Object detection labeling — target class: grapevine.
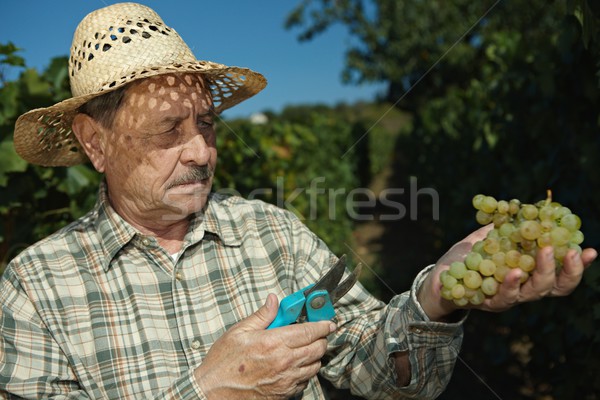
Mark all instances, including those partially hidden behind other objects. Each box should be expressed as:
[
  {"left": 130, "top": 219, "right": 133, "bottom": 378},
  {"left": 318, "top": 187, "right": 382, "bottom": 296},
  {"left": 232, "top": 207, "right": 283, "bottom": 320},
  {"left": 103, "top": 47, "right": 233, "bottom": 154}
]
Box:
[{"left": 441, "top": 190, "right": 585, "bottom": 306}]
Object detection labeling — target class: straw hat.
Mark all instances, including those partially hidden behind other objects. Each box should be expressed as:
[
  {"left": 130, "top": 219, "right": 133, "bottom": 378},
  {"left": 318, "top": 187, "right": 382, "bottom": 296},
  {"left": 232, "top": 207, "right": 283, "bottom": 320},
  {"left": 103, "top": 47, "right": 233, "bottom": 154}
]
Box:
[{"left": 13, "top": 2, "right": 267, "bottom": 166}]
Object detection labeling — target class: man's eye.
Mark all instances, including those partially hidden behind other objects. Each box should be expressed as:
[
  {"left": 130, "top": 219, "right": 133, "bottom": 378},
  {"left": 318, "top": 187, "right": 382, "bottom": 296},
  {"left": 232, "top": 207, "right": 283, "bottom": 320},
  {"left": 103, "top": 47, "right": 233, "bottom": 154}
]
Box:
[
  {"left": 159, "top": 124, "right": 177, "bottom": 135},
  {"left": 198, "top": 119, "right": 214, "bottom": 129}
]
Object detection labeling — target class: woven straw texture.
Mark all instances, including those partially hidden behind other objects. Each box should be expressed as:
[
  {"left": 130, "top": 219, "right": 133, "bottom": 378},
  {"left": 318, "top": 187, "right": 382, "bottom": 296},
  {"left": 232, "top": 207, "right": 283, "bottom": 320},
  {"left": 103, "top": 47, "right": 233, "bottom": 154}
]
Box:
[{"left": 13, "top": 2, "right": 267, "bottom": 166}]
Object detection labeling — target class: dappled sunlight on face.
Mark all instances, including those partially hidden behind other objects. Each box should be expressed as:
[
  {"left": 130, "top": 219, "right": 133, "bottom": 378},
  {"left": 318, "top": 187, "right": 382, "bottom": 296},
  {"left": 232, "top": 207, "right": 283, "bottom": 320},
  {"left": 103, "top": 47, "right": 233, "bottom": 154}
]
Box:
[{"left": 102, "top": 73, "right": 217, "bottom": 226}]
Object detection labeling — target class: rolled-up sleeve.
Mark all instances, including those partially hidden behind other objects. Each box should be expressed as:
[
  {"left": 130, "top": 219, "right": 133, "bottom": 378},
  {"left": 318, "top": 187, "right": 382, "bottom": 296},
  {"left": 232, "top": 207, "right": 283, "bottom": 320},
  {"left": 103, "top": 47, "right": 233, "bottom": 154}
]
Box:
[{"left": 322, "top": 263, "right": 466, "bottom": 399}]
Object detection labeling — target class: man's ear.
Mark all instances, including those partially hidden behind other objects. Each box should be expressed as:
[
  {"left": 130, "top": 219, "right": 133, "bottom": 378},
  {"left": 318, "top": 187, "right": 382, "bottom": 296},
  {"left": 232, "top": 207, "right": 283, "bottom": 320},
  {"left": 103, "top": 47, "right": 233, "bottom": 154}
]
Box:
[{"left": 72, "top": 113, "right": 106, "bottom": 173}]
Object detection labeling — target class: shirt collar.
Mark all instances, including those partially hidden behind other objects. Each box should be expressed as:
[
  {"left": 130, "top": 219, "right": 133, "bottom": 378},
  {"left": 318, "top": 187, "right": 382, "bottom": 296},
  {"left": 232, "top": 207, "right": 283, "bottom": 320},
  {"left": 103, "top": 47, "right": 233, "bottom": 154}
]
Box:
[
  {"left": 93, "top": 183, "right": 242, "bottom": 272},
  {"left": 93, "top": 182, "right": 137, "bottom": 272},
  {"left": 187, "top": 192, "right": 243, "bottom": 247}
]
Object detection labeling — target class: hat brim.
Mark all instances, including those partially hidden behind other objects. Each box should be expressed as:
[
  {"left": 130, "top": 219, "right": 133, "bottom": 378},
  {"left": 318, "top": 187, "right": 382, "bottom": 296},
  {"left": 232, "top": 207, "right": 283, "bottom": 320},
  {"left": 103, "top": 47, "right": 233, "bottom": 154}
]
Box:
[{"left": 14, "top": 60, "right": 267, "bottom": 167}]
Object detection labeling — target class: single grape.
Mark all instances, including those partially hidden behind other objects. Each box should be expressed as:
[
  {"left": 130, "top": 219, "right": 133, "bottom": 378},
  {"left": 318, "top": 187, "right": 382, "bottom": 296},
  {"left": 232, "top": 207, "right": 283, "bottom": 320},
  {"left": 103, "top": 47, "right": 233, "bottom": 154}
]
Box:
[
  {"left": 472, "top": 240, "right": 485, "bottom": 255},
  {"left": 554, "top": 245, "right": 569, "bottom": 262},
  {"left": 469, "top": 289, "right": 486, "bottom": 305},
  {"left": 476, "top": 210, "right": 493, "bottom": 225},
  {"left": 537, "top": 232, "right": 552, "bottom": 248},
  {"left": 487, "top": 229, "right": 500, "bottom": 240},
  {"left": 497, "top": 200, "right": 510, "bottom": 214},
  {"left": 451, "top": 284, "right": 466, "bottom": 299},
  {"left": 440, "top": 271, "right": 457, "bottom": 289},
  {"left": 483, "top": 237, "right": 500, "bottom": 255},
  {"left": 559, "top": 213, "right": 581, "bottom": 232},
  {"left": 571, "top": 230, "right": 584, "bottom": 245},
  {"left": 509, "top": 229, "right": 523, "bottom": 244},
  {"left": 499, "top": 237, "right": 515, "bottom": 252},
  {"left": 538, "top": 205, "right": 554, "bottom": 221},
  {"left": 508, "top": 199, "right": 521, "bottom": 215},
  {"left": 472, "top": 194, "right": 485, "bottom": 210},
  {"left": 479, "top": 259, "right": 496, "bottom": 276},
  {"left": 498, "top": 223, "right": 516, "bottom": 237},
  {"left": 521, "top": 204, "right": 539, "bottom": 220},
  {"left": 481, "top": 277, "right": 499, "bottom": 296},
  {"left": 540, "top": 220, "right": 555, "bottom": 232},
  {"left": 465, "top": 251, "right": 483, "bottom": 270},
  {"left": 453, "top": 297, "right": 469, "bottom": 307},
  {"left": 480, "top": 196, "right": 498, "bottom": 214},
  {"left": 520, "top": 220, "right": 542, "bottom": 241},
  {"left": 518, "top": 254, "right": 536, "bottom": 272},
  {"left": 449, "top": 261, "right": 467, "bottom": 279},
  {"left": 520, "top": 239, "right": 537, "bottom": 252},
  {"left": 463, "top": 270, "right": 483, "bottom": 289},
  {"left": 505, "top": 249, "right": 521, "bottom": 268},
  {"left": 441, "top": 287, "right": 454, "bottom": 300},
  {"left": 550, "top": 227, "right": 571, "bottom": 246},
  {"left": 553, "top": 206, "right": 571, "bottom": 221},
  {"left": 494, "top": 265, "right": 510, "bottom": 282},
  {"left": 491, "top": 251, "right": 506, "bottom": 267},
  {"left": 493, "top": 213, "right": 510, "bottom": 227},
  {"left": 569, "top": 243, "right": 583, "bottom": 255}
]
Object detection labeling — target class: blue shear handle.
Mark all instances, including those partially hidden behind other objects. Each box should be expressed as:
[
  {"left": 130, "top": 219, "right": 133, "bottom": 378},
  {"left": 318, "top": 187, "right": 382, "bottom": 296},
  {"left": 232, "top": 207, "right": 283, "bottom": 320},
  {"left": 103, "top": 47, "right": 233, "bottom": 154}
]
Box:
[{"left": 267, "top": 284, "right": 314, "bottom": 329}]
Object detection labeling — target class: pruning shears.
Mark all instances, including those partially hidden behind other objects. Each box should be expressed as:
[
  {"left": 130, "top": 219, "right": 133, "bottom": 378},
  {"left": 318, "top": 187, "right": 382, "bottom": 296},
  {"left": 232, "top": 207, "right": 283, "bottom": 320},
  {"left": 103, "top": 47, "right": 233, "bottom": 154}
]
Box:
[{"left": 267, "top": 254, "right": 362, "bottom": 329}]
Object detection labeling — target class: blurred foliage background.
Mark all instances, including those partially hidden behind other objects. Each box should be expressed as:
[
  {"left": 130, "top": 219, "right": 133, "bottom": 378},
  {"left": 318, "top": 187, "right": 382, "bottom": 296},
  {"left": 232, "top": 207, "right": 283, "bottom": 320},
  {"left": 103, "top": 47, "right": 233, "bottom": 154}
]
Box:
[{"left": 1, "top": 0, "right": 599, "bottom": 399}]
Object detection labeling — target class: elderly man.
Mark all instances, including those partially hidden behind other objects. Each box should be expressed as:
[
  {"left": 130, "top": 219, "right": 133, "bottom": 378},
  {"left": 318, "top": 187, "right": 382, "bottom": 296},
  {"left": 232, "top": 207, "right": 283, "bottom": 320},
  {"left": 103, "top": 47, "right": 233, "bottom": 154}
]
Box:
[{"left": 1, "top": 3, "right": 596, "bottom": 400}]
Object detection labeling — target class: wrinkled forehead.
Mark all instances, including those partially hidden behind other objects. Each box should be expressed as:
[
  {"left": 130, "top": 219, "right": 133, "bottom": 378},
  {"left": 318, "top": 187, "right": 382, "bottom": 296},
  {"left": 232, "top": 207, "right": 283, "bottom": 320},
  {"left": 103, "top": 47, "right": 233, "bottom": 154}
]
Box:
[
  {"left": 133, "top": 73, "right": 208, "bottom": 95},
  {"left": 123, "top": 73, "right": 213, "bottom": 113}
]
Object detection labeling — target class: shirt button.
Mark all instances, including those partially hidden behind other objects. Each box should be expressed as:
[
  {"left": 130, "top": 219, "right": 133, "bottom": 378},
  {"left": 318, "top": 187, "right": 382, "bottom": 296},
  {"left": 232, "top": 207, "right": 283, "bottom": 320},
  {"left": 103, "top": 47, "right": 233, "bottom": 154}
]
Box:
[
  {"left": 175, "top": 272, "right": 183, "bottom": 281},
  {"left": 141, "top": 237, "right": 151, "bottom": 246},
  {"left": 191, "top": 340, "right": 201, "bottom": 350}
]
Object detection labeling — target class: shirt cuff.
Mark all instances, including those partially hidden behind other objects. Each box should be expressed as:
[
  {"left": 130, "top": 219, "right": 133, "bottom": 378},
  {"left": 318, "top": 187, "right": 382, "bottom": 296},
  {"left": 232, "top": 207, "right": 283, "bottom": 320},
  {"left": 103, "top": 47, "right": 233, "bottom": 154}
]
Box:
[
  {"left": 386, "top": 264, "right": 468, "bottom": 351},
  {"left": 384, "top": 265, "right": 468, "bottom": 396},
  {"left": 152, "top": 369, "right": 207, "bottom": 400}
]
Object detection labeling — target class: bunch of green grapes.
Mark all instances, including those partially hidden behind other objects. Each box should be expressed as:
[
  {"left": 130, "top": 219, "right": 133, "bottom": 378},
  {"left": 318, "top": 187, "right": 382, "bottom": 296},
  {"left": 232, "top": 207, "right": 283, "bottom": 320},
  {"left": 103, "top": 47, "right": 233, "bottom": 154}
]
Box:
[{"left": 440, "top": 191, "right": 585, "bottom": 306}]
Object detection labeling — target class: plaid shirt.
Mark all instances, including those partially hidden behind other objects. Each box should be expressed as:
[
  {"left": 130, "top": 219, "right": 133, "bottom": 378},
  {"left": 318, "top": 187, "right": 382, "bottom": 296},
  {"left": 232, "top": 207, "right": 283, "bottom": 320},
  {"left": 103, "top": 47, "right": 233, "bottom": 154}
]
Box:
[{"left": 0, "top": 184, "right": 464, "bottom": 399}]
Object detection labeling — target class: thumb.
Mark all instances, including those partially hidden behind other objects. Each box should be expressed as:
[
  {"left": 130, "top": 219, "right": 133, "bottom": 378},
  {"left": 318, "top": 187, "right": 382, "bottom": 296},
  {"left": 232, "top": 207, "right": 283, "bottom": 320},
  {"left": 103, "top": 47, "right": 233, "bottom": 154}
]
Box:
[{"left": 238, "top": 293, "right": 279, "bottom": 331}]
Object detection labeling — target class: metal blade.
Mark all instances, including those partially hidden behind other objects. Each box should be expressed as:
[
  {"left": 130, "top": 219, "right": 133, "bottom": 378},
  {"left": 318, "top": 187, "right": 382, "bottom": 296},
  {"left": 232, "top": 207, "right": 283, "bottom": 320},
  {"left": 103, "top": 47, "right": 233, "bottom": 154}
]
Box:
[
  {"left": 304, "top": 254, "right": 347, "bottom": 297},
  {"left": 329, "top": 262, "right": 362, "bottom": 304}
]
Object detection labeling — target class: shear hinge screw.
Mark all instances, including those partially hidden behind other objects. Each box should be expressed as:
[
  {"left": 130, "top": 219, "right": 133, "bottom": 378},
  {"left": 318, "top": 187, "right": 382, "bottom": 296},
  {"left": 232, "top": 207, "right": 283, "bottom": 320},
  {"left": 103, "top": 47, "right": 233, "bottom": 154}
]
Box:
[{"left": 310, "top": 296, "right": 326, "bottom": 310}]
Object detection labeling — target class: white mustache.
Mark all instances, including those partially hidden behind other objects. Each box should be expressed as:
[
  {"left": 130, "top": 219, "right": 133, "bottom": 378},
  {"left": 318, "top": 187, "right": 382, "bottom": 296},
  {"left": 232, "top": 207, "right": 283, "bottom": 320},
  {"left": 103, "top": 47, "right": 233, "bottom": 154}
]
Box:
[{"left": 167, "top": 165, "right": 214, "bottom": 189}]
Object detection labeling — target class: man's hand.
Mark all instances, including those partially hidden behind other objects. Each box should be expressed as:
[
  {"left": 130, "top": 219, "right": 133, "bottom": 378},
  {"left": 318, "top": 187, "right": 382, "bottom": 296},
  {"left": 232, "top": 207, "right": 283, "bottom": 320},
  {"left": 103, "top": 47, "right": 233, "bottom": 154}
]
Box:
[
  {"left": 419, "top": 225, "right": 598, "bottom": 320},
  {"left": 194, "top": 294, "right": 335, "bottom": 399}
]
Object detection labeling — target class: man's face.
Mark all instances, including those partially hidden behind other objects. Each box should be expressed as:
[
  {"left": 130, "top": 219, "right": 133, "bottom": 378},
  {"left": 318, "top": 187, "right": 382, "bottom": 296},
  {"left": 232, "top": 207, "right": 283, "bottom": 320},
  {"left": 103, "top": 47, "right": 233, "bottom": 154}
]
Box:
[{"left": 102, "top": 73, "right": 217, "bottom": 222}]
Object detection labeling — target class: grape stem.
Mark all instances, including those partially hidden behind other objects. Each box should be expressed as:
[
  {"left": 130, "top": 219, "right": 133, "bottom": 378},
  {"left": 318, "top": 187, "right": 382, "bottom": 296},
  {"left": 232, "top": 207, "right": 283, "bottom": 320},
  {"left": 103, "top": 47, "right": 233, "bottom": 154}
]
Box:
[{"left": 546, "top": 189, "right": 552, "bottom": 206}]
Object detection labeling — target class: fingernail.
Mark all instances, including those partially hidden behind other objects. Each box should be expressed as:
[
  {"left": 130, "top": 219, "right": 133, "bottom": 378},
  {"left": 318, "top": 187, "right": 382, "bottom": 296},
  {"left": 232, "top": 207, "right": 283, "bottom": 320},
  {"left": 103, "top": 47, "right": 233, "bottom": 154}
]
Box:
[
  {"left": 513, "top": 270, "right": 522, "bottom": 284},
  {"left": 265, "top": 295, "right": 274, "bottom": 310},
  {"left": 329, "top": 322, "right": 337, "bottom": 333}
]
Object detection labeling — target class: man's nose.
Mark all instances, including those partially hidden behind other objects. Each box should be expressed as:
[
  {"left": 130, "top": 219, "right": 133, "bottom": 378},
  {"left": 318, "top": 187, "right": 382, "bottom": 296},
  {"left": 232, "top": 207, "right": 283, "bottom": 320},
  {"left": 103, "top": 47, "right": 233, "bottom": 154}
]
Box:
[{"left": 180, "top": 128, "right": 213, "bottom": 166}]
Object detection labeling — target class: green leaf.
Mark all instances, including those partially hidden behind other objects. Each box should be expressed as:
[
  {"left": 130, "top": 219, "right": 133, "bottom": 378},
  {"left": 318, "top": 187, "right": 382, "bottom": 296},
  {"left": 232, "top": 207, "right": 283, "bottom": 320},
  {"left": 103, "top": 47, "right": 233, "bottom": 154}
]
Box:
[
  {"left": 0, "top": 82, "right": 19, "bottom": 125},
  {"left": 0, "top": 140, "right": 27, "bottom": 186},
  {"left": 0, "top": 42, "right": 25, "bottom": 67},
  {"left": 57, "top": 165, "right": 100, "bottom": 195},
  {"left": 22, "top": 68, "right": 51, "bottom": 96}
]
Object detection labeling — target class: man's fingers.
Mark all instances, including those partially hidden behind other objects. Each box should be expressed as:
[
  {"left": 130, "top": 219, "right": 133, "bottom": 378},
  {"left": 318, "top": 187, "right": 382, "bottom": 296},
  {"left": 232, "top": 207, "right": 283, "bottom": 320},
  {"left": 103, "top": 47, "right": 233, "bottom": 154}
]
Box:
[
  {"left": 481, "top": 246, "right": 597, "bottom": 311},
  {"left": 581, "top": 247, "right": 598, "bottom": 266},
  {"left": 292, "top": 337, "right": 329, "bottom": 367},
  {"left": 551, "top": 249, "right": 589, "bottom": 296},
  {"left": 518, "top": 246, "right": 556, "bottom": 299},
  {"left": 297, "top": 359, "right": 323, "bottom": 382},
  {"left": 282, "top": 321, "right": 336, "bottom": 349},
  {"left": 483, "top": 268, "right": 522, "bottom": 311}
]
